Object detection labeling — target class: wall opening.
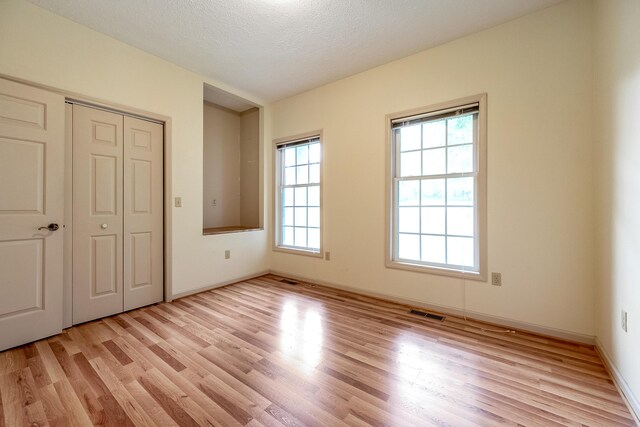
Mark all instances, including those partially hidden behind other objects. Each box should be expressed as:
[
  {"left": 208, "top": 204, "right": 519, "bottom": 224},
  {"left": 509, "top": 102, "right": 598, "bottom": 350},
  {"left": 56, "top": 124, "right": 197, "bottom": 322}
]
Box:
[{"left": 202, "top": 83, "right": 261, "bottom": 234}]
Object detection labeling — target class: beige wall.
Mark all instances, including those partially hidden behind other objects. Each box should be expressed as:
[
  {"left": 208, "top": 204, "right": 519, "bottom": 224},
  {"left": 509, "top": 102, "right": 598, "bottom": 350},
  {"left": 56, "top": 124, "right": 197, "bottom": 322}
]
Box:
[
  {"left": 271, "top": 0, "right": 595, "bottom": 336},
  {"left": 594, "top": 0, "right": 640, "bottom": 412},
  {"left": 240, "top": 108, "right": 260, "bottom": 228},
  {"left": 0, "top": 0, "right": 270, "bottom": 296},
  {"left": 203, "top": 103, "right": 241, "bottom": 228}
]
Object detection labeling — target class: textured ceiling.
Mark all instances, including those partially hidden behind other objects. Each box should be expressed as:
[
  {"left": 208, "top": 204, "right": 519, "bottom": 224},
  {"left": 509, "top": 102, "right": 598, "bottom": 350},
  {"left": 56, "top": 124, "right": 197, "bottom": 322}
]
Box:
[{"left": 28, "top": 0, "right": 563, "bottom": 102}]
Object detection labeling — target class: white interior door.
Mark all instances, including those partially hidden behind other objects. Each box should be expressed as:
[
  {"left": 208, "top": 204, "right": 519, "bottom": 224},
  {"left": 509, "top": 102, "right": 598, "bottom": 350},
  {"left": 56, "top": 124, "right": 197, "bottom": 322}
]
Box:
[
  {"left": 72, "top": 105, "right": 124, "bottom": 324},
  {"left": 0, "top": 78, "right": 64, "bottom": 351},
  {"left": 123, "top": 116, "right": 164, "bottom": 310}
]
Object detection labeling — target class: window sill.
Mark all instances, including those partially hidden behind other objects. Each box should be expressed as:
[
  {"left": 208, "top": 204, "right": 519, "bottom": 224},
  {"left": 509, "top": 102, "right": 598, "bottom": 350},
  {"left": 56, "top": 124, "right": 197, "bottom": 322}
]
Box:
[
  {"left": 386, "top": 259, "right": 486, "bottom": 282},
  {"left": 273, "top": 246, "right": 323, "bottom": 258},
  {"left": 203, "top": 226, "right": 263, "bottom": 236}
]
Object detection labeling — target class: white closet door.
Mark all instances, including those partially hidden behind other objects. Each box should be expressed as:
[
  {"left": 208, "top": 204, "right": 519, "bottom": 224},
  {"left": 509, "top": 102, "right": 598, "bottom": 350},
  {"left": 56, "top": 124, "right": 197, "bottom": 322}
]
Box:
[
  {"left": 0, "top": 78, "right": 64, "bottom": 351},
  {"left": 123, "top": 116, "right": 164, "bottom": 310},
  {"left": 72, "top": 105, "right": 124, "bottom": 324}
]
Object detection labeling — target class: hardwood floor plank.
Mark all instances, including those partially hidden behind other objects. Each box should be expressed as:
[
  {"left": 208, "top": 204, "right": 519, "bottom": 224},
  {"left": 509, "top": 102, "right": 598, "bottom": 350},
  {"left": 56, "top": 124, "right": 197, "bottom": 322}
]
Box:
[
  {"left": 52, "top": 379, "right": 94, "bottom": 427},
  {"left": 89, "top": 356, "right": 157, "bottom": 427},
  {"left": 38, "top": 383, "right": 70, "bottom": 426},
  {"left": 198, "top": 381, "right": 254, "bottom": 425},
  {"left": 102, "top": 339, "right": 134, "bottom": 366},
  {"left": 264, "top": 403, "right": 305, "bottom": 427},
  {"left": 0, "top": 274, "right": 636, "bottom": 426},
  {"left": 138, "top": 373, "right": 200, "bottom": 427},
  {"left": 123, "top": 379, "right": 179, "bottom": 427},
  {"left": 0, "top": 371, "right": 27, "bottom": 426},
  {"left": 24, "top": 400, "right": 49, "bottom": 427}
]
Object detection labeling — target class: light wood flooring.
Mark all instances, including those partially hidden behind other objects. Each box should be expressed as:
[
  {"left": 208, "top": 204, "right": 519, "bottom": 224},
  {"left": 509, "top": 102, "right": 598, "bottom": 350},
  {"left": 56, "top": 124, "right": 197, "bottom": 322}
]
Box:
[{"left": 0, "top": 274, "right": 636, "bottom": 426}]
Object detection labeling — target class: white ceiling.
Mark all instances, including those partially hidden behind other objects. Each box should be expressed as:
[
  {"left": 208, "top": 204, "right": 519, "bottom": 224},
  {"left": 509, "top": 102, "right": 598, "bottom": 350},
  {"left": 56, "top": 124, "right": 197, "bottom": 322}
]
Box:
[{"left": 28, "top": 0, "right": 563, "bottom": 103}]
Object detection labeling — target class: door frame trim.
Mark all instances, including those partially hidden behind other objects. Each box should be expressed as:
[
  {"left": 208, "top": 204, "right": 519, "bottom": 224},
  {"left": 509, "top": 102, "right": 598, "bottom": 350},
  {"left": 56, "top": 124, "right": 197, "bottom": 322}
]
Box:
[{"left": 0, "top": 73, "right": 174, "bottom": 328}]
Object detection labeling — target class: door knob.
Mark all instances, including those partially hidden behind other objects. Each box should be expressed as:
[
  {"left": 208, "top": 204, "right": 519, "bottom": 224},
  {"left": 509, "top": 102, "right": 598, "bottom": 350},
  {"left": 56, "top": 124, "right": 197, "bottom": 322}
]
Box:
[
  {"left": 101, "top": 223, "right": 108, "bottom": 229},
  {"left": 38, "top": 223, "right": 59, "bottom": 231}
]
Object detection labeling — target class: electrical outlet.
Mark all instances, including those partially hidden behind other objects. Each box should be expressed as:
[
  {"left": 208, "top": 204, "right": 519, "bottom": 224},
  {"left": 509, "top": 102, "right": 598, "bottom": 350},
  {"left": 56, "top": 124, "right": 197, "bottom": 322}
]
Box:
[
  {"left": 174, "top": 197, "right": 182, "bottom": 208},
  {"left": 491, "top": 272, "right": 502, "bottom": 286},
  {"left": 224, "top": 250, "right": 231, "bottom": 259},
  {"left": 621, "top": 310, "right": 628, "bottom": 332},
  {"left": 325, "top": 251, "right": 331, "bottom": 261}
]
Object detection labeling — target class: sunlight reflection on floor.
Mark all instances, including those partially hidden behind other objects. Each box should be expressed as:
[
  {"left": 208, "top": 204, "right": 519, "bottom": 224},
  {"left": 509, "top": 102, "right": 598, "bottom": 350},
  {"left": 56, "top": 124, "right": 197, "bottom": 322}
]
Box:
[{"left": 279, "top": 300, "right": 323, "bottom": 373}]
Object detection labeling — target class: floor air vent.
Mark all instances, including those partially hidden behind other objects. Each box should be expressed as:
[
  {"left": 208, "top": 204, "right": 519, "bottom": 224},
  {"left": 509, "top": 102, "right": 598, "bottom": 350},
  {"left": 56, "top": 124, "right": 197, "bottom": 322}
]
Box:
[
  {"left": 280, "top": 278, "right": 299, "bottom": 285},
  {"left": 409, "top": 309, "right": 445, "bottom": 322}
]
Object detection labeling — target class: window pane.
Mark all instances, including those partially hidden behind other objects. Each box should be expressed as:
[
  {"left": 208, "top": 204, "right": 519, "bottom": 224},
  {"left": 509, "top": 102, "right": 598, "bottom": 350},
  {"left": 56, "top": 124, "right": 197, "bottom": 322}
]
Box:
[
  {"left": 297, "top": 145, "right": 309, "bottom": 164},
  {"left": 398, "top": 233, "right": 420, "bottom": 261},
  {"left": 294, "top": 187, "right": 307, "bottom": 206},
  {"left": 423, "top": 119, "right": 446, "bottom": 148},
  {"left": 447, "top": 237, "right": 474, "bottom": 267},
  {"left": 295, "top": 227, "right": 307, "bottom": 247},
  {"left": 294, "top": 207, "right": 307, "bottom": 226},
  {"left": 398, "top": 207, "right": 420, "bottom": 233},
  {"left": 447, "top": 144, "right": 473, "bottom": 173},
  {"left": 296, "top": 165, "right": 309, "bottom": 184},
  {"left": 283, "top": 226, "right": 294, "bottom": 246},
  {"left": 283, "top": 188, "right": 294, "bottom": 206},
  {"left": 400, "top": 151, "right": 421, "bottom": 177},
  {"left": 398, "top": 180, "right": 419, "bottom": 206},
  {"left": 421, "top": 179, "right": 445, "bottom": 205},
  {"left": 422, "top": 148, "right": 446, "bottom": 175},
  {"left": 309, "top": 143, "right": 321, "bottom": 163},
  {"left": 285, "top": 167, "right": 296, "bottom": 185},
  {"left": 284, "top": 148, "right": 296, "bottom": 167},
  {"left": 400, "top": 125, "right": 421, "bottom": 152},
  {"left": 283, "top": 207, "right": 294, "bottom": 226},
  {"left": 422, "top": 235, "right": 445, "bottom": 264},
  {"left": 308, "top": 228, "right": 320, "bottom": 249},
  {"left": 447, "top": 115, "right": 473, "bottom": 146},
  {"left": 447, "top": 177, "right": 474, "bottom": 205},
  {"left": 447, "top": 207, "right": 474, "bottom": 237},
  {"left": 308, "top": 186, "right": 320, "bottom": 206},
  {"left": 308, "top": 207, "right": 320, "bottom": 227},
  {"left": 309, "top": 164, "right": 320, "bottom": 183},
  {"left": 421, "top": 207, "right": 445, "bottom": 234}
]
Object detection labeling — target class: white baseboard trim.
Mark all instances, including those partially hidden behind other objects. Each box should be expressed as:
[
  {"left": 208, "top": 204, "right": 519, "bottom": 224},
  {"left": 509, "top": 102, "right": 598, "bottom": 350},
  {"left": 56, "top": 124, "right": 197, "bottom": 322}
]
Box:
[
  {"left": 169, "top": 270, "right": 270, "bottom": 301},
  {"left": 268, "top": 269, "right": 595, "bottom": 345},
  {"left": 595, "top": 337, "right": 640, "bottom": 425}
]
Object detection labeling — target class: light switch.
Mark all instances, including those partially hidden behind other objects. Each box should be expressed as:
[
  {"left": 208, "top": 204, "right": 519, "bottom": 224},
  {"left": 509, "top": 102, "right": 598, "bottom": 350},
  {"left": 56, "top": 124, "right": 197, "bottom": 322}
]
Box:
[{"left": 175, "top": 197, "right": 182, "bottom": 208}]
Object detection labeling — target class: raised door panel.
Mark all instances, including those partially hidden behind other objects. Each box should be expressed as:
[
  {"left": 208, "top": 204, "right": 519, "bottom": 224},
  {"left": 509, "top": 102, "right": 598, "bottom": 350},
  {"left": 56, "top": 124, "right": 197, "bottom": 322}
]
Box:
[
  {"left": 91, "top": 235, "right": 118, "bottom": 296},
  {"left": 124, "top": 117, "right": 163, "bottom": 311},
  {"left": 0, "top": 239, "right": 43, "bottom": 317},
  {"left": 0, "top": 137, "right": 44, "bottom": 214},
  {"left": 0, "top": 78, "right": 64, "bottom": 351},
  {"left": 92, "top": 155, "right": 118, "bottom": 215},
  {"left": 73, "top": 105, "right": 124, "bottom": 324},
  {"left": 131, "top": 232, "right": 152, "bottom": 288},
  {"left": 131, "top": 159, "right": 151, "bottom": 214}
]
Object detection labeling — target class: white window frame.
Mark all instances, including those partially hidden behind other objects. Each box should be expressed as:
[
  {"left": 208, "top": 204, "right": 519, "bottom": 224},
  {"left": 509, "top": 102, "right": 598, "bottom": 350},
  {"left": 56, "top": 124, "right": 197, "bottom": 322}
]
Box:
[
  {"left": 273, "top": 131, "right": 323, "bottom": 257},
  {"left": 385, "top": 94, "right": 487, "bottom": 281}
]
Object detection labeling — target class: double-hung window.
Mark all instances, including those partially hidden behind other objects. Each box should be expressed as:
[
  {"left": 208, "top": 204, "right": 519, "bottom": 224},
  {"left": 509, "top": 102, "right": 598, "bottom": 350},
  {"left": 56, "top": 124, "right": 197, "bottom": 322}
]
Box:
[
  {"left": 388, "top": 95, "right": 487, "bottom": 279},
  {"left": 274, "top": 134, "right": 322, "bottom": 255}
]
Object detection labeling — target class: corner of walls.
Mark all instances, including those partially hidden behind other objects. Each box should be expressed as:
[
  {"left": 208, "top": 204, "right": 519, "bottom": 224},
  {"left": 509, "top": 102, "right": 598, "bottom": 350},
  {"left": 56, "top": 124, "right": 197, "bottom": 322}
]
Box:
[
  {"left": 593, "top": 0, "right": 640, "bottom": 420},
  {"left": 596, "top": 338, "right": 640, "bottom": 423}
]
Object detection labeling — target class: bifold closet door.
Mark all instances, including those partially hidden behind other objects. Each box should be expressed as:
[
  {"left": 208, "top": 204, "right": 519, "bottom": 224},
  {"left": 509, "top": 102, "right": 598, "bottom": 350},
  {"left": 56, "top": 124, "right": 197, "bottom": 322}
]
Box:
[
  {"left": 123, "top": 116, "right": 163, "bottom": 311},
  {"left": 73, "top": 105, "right": 124, "bottom": 324}
]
